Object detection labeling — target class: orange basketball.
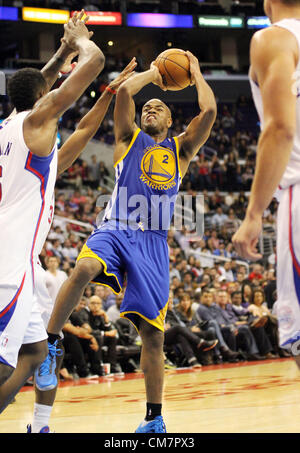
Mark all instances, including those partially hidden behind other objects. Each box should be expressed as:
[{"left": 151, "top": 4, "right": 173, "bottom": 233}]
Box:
[{"left": 155, "top": 48, "right": 191, "bottom": 91}]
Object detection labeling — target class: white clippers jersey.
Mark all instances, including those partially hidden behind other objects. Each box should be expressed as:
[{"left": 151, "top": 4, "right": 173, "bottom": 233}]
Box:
[
  {"left": 250, "top": 18, "right": 300, "bottom": 189},
  {"left": 0, "top": 111, "right": 57, "bottom": 286}
]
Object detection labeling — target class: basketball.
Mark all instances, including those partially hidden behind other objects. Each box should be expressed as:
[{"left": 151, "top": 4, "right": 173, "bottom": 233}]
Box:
[{"left": 155, "top": 48, "right": 191, "bottom": 91}]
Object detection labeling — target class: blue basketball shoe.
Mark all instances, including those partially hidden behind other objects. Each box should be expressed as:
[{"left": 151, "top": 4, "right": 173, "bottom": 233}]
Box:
[
  {"left": 135, "top": 416, "right": 167, "bottom": 433},
  {"left": 35, "top": 340, "right": 62, "bottom": 391},
  {"left": 27, "top": 424, "right": 51, "bottom": 433}
]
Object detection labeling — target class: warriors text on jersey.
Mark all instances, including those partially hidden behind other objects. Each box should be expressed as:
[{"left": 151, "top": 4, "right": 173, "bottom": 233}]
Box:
[{"left": 100, "top": 127, "right": 182, "bottom": 235}]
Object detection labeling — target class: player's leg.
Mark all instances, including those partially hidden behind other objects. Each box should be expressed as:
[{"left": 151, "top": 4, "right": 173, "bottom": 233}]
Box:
[
  {"left": 119, "top": 231, "right": 168, "bottom": 432},
  {"left": 35, "top": 257, "right": 102, "bottom": 393},
  {"left": 0, "top": 340, "right": 48, "bottom": 413},
  {"left": 139, "top": 318, "right": 165, "bottom": 404},
  {"left": 135, "top": 318, "right": 166, "bottom": 433},
  {"left": 276, "top": 185, "right": 300, "bottom": 363},
  {"left": 0, "top": 269, "right": 44, "bottom": 411},
  {"left": 47, "top": 257, "right": 103, "bottom": 336},
  {"left": 27, "top": 340, "right": 64, "bottom": 433}
]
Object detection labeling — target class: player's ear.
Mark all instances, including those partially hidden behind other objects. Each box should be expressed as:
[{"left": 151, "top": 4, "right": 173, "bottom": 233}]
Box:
[{"left": 167, "top": 117, "right": 172, "bottom": 128}]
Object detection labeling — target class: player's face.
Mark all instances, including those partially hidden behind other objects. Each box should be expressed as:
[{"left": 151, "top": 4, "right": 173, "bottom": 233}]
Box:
[{"left": 141, "top": 99, "right": 172, "bottom": 135}]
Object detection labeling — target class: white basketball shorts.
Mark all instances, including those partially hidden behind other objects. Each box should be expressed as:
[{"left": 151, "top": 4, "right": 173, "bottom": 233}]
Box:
[
  {"left": 276, "top": 183, "right": 300, "bottom": 347},
  {"left": 0, "top": 263, "right": 48, "bottom": 368}
]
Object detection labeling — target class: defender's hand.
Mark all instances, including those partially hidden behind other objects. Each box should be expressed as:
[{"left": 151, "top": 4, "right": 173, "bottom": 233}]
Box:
[
  {"left": 62, "top": 10, "right": 93, "bottom": 50},
  {"left": 232, "top": 214, "right": 263, "bottom": 261},
  {"left": 108, "top": 57, "right": 138, "bottom": 92}
]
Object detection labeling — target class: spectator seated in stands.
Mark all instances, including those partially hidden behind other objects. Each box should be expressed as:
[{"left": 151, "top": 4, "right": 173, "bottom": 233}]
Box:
[
  {"left": 196, "top": 289, "right": 239, "bottom": 362},
  {"left": 94, "top": 285, "right": 116, "bottom": 311},
  {"left": 62, "top": 298, "right": 104, "bottom": 378},
  {"left": 248, "top": 289, "right": 290, "bottom": 358},
  {"left": 70, "top": 294, "right": 123, "bottom": 374},
  {"left": 248, "top": 264, "right": 264, "bottom": 283},
  {"left": 164, "top": 291, "right": 218, "bottom": 367},
  {"left": 215, "top": 289, "right": 271, "bottom": 361},
  {"left": 106, "top": 292, "right": 141, "bottom": 373},
  {"left": 230, "top": 291, "right": 275, "bottom": 359},
  {"left": 85, "top": 295, "right": 124, "bottom": 374},
  {"left": 211, "top": 207, "right": 228, "bottom": 230}
]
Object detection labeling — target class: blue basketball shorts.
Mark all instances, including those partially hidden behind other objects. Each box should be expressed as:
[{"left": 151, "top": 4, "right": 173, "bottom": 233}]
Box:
[{"left": 77, "top": 226, "right": 169, "bottom": 332}]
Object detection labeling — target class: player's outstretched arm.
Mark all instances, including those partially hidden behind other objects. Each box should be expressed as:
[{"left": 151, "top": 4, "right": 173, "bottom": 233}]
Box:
[
  {"left": 114, "top": 63, "right": 166, "bottom": 145},
  {"left": 37, "top": 12, "right": 104, "bottom": 119},
  {"left": 176, "top": 52, "right": 217, "bottom": 177},
  {"left": 40, "top": 11, "right": 95, "bottom": 92},
  {"left": 23, "top": 11, "right": 105, "bottom": 157},
  {"left": 232, "top": 26, "right": 298, "bottom": 260},
  {"left": 57, "top": 58, "right": 137, "bottom": 175},
  {"left": 40, "top": 42, "right": 77, "bottom": 94},
  {"left": 5, "top": 30, "right": 78, "bottom": 121}
]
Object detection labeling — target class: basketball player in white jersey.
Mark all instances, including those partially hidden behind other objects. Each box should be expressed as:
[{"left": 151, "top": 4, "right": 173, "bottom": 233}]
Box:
[
  {"left": 0, "top": 11, "right": 105, "bottom": 411},
  {"left": 233, "top": 0, "right": 300, "bottom": 359}
]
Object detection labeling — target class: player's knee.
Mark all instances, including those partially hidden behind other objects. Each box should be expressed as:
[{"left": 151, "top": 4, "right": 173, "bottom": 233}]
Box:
[
  {"left": 140, "top": 322, "right": 164, "bottom": 351},
  {"left": 21, "top": 340, "right": 48, "bottom": 371},
  {"left": 71, "top": 259, "right": 103, "bottom": 287}
]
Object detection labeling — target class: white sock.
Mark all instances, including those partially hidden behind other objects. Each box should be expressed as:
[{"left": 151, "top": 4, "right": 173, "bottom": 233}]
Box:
[{"left": 31, "top": 403, "right": 53, "bottom": 433}]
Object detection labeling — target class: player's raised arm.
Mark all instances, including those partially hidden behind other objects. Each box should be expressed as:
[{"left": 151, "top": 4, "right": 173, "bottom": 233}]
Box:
[
  {"left": 40, "top": 11, "right": 95, "bottom": 92},
  {"left": 37, "top": 12, "right": 104, "bottom": 118},
  {"left": 23, "top": 11, "right": 105, "bottom": 156},
  {"left": 40, "top": 43, "right": 78, "bottom": 94},
  {"left": 114, "top": 62, "right": 166, "bottom": 145},
  {"left": 57, "top": 58, "right": 137, "bottom": 175},
  {"left": 232, "top": 26, "right": 298, "bottom": 260},
  {"left": 176, "top": 51, "right": 217, "bottom": 177}
]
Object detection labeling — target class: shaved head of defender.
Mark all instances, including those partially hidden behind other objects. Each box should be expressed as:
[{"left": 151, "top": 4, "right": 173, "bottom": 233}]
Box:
[
  {"left": 141, "top": 99, "right": 172, "bottom": 137},
  {"left": 264, "top": 0, "right": 300, "bottom": 22}
]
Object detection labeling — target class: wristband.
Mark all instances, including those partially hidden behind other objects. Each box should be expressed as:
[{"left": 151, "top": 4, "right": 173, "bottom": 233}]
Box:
[
  {"left": 59, "top": 62, "right": 77, "bottom": 78},
  {"left": 105, "top": 86, "right": 116, "bottom": 95}
]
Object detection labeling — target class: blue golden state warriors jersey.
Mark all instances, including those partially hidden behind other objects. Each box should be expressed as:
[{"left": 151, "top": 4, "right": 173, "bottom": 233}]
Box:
[{"left": 101, "top": 128, "right": 182, "bottom": 235}]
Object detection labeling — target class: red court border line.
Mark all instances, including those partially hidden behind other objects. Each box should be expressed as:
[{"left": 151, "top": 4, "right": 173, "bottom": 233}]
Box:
[{"left": 19, "top": 358, "right": 293, "bottom": 393}]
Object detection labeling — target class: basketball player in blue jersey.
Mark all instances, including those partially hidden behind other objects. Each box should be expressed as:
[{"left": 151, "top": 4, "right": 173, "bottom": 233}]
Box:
[
  {"left": 44, "top": 51, "right": 216, "bottom": 433},
  {"left": 233, "top": 0, "right": 300, "bottom": 360}
]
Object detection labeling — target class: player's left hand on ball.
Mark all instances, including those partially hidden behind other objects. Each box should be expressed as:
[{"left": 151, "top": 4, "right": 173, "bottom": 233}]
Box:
[
  {"left": 185, "top": 50, "right": 201, "bottom": 86},
  {"left": 150, "top": 61, "right": 167, "bottom": 91},
  {"left": 109, "top": 57, "right": 138, "bottom": 92},
  {"left": 232, "top": 215, "right": 263, "bottom": 261}
]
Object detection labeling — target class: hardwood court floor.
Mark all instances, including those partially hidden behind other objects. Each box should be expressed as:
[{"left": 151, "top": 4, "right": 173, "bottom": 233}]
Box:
[{"left": 1, "top": 358, "right": 300, "bottom": 433}]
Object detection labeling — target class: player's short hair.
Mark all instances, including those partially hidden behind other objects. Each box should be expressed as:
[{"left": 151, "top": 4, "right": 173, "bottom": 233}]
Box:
[{"left": 7, "top": 68, "right": 47, "bottom": 112}]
